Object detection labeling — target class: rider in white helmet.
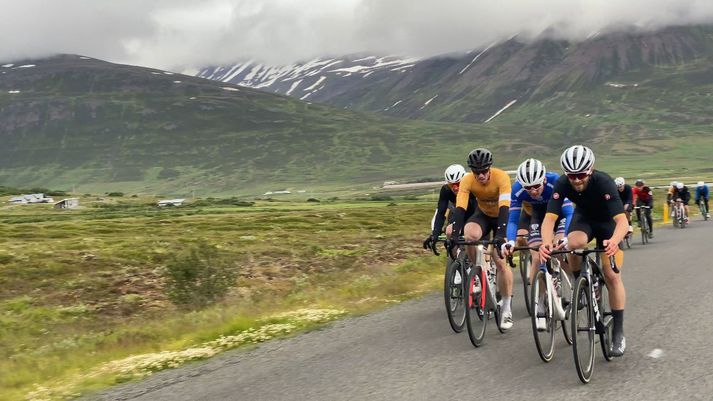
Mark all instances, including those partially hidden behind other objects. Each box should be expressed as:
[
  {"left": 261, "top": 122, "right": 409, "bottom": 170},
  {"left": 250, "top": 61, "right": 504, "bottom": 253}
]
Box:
[
  {"left": 673, "top": 182, "right": 691, "bottom": 222},
  {"left": 695, "top": 181, "right": 710, "bottom": 218},
  {"left": 540, "top": 145, "right": 629, "bottom": 357},
  {"left": 423, "top": 164, "right": 477, "bottom": 255},
  {"left": 614, "top": 177, "right": 634, "bottom": 235}
]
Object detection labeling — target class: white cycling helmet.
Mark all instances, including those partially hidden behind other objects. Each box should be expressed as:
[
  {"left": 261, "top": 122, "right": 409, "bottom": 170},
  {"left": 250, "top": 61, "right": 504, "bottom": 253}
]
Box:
[
  {"left": 697, "top": 181, "right": 705, "bottom": 187},
  {"left": 614, "top": 177, "right": 625, "bottom": 187},
  {"left": 516, "top": 158, "right": 546, "bottom": 187},
  {"left": 560, "top": 145, "right": 595, "bottom": 174},
  {"left": 670, "top": 181, "right": 677, "bottom": 187},
  {"left": 444, "top": 164, "right": 466, "bottom": 184},
  {"left": 676, "top": 182, "right": 684, "bottom": 189}
]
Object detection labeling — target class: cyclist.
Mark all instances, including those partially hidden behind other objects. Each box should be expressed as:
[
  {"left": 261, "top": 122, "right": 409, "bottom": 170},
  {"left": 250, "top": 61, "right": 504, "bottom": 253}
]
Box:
[
  {"left": 502, "top": 158, "right": 574, "bottom": 330},
  {"left": 667, "top": 181, "right": 678, "bottom": 217},
  {"left": 614, "top": 177, "right": 634, "bottom": 237},
  {"left": 671, "top": 182, "right": 691, "bottom": 223},
  {"left": 423, "top": 164, "right": 477, "bottom": 255},
  {"left": 632, "top": 179, "right": 654, "bottom": 238},
  {"left": 539, "top": 145, "right": 629, "bottom": 357},
  {"left": 695, "top": 181, "right": 710, "bottom": 219},
  {"left": 449, "top": 148, "right": 514, "bottom": 330}
]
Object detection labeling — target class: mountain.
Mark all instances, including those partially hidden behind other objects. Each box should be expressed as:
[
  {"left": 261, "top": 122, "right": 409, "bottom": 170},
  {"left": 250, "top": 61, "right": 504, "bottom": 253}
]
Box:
[
  {"left": 199, "top": 25, "right": 713, "bottom": 124},
  {"left": 0, "top": 55, "right": 497, "bottom": 196}
]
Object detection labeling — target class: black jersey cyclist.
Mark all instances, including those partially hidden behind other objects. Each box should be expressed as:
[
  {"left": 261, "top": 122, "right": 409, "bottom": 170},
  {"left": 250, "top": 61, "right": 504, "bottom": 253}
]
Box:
[
  {"left": 540, "top": 145, "right": 629, "bottom": 357},
  {"left": 423, "top": 164, "right": 477, "bottom": 253}
]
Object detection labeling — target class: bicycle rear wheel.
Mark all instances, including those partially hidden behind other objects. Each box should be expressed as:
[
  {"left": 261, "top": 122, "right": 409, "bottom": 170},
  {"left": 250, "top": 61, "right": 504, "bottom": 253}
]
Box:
[
  {"left": 531, "top": 270, "right": 555, "bottom": 362},
  {"left": 641, "top": 218, "right": 648, "bottom": 245},
  {"left": 520, "top": 252, "right": 532, "bottom": 316},
  {"left": 444, "top": 257, "right": 466, "bottom": 333},
  {"left": 571, "top": 275, "right": 595, "bottom": 384},
  {"left": 465, "top": 266, "right": 487, "bottom": 347}
]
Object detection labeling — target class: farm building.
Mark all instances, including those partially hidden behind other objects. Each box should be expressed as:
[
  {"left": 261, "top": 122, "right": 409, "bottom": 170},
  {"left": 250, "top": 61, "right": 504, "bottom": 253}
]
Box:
[{"left": 54, "top": 198, "right": 79, "bottom": 209}]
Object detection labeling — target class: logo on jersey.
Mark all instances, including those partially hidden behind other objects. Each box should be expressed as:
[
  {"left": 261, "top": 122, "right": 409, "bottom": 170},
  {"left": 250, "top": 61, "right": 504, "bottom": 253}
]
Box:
[
  {"left": 604, "top": 194, "right": 611, "bottom": 200},
  {"left": 553, "top": 192, "right": 560, "bottom": 200}
]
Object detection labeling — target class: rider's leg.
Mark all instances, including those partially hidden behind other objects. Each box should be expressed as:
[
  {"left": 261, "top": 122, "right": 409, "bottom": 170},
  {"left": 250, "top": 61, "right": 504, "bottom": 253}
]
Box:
[
  {"left": 565, "top": 231, "right": 589, "bottom": 275},
  {"left": 445, "top": 223, "right": 453, "bottom": 239},
  {"left": 463, "top": 222, "right": 483, "bottom": 266}
]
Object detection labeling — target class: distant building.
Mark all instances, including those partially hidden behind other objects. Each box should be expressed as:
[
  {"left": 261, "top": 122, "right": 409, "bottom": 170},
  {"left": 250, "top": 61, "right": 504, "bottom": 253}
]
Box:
[
  {"left": 8, "top": 194, "right": 54, "bottom": 204},
  {"left": 54, "top": 198, "right": 79, "bottom": 209},
  {"left": 158, "top": 198, "right": 185, "bottom": 207}
]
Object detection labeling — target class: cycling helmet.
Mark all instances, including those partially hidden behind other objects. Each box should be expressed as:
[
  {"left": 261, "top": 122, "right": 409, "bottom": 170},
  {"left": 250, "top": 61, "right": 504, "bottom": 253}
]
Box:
[
  {"left": 670, "top": 181, "right": 677, "bottom": 187},
  {"left": 614, "top": 177, "right": 625, "bottom": 187},
  {"left": 676, "top": 182, "right": 684, "bottom": 189},
  {"left": 697, "top": 181, "right": 705, "bottom": 187},
  {"left": 516, "top": 159, "right": 546, "bottom": 186},
  {"left": 635, "top": 179, "right": 644, "bottom": 186},
  {"left": 467, "top": 148, "right": 493, "bottom": 170},
  {"left": 444, "top": 164, "right": 466, "bottom": 184},
  {"left": 560, "top": 145, "right": 595, "bottom": 174}
]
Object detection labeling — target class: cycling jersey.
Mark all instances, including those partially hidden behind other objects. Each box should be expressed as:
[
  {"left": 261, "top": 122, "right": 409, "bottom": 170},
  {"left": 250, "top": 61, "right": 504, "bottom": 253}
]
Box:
[
  {"left": 673, "top": 186, "right": 691, "bottom": 204},
  {"left": 618, "top": 184, "right": 633, "bottom": 208},
  {"left": 632, "top": 186, "right": 653, "bottom": 202},
  {"left": 431, "top": 184, "right": 477, "bottom": 237},
  {"left": 695, "top": 185, "right": 710, "bottom": 201},
  {"left": 456, "top": 168, "right": 511, "bottom": 217},
  {"left": 454, "top": 167, "right": 511, "bottom": 239},
  {"left": 507, "top": 172, "right": 573, "bottom": 241},
  {"left": 547, "top": 170, "right": 625, "bottom": 222}
]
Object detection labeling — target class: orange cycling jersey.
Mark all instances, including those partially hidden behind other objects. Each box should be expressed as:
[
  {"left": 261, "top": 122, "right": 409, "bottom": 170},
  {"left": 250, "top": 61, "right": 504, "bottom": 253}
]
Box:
[{"left": 456, "top": 167, "right": 511, "bottom": 217}]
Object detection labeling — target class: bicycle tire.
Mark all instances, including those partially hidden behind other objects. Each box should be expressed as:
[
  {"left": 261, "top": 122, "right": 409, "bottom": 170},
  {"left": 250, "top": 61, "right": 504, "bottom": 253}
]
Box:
[
  {"left": 490, "top": 260, "right": 505, "bottom": 334},
  {"left": 598, "top": 281, "right": 614, "bottom": 362},
  {"left": 559, "top": 268, "right": 574, "bottom": 345},
  {"left": 520, "top": 252, "right": 532, "bottom": 316},
  {"left": 641, "top": 217, "right": 648, "bottom": 245},
  {"left": 465, "top": 266, "right": 487, "bottom": 347},
  {"left": 571, "top": 275, "right": 595, "bottom": 384},
  {"left": 444, "top": 257, "right": 466, "bottom": 333},
  {"left": 531, "top": 270, "right": 555, "bottom": 362}
]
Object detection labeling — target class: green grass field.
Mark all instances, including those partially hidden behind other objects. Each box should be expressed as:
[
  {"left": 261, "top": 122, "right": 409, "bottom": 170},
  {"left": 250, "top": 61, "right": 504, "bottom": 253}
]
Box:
[{"left": 0, "top": 198, "right": 446, "bottom": 400}]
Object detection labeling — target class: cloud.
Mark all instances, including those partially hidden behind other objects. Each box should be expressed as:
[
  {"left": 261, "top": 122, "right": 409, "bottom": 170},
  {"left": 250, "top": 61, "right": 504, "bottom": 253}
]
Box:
[{"left": 2, "top": 0, "right": 713, "bottom": 69}]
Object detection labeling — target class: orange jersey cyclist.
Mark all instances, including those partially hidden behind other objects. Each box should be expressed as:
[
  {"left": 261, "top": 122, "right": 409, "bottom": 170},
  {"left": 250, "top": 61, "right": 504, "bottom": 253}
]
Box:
[
  {"left": 539, "top": 145, "right": 629, "bottom": 357},
  {"left": 450, "top": 148, "right": 514, "bottom": 331}
]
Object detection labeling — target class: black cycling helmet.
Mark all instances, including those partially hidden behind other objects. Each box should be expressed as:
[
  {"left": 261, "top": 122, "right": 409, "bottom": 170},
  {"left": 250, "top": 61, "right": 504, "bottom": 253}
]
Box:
[{"left": 467, "top": 148, "right": 493, "bottom": 170}]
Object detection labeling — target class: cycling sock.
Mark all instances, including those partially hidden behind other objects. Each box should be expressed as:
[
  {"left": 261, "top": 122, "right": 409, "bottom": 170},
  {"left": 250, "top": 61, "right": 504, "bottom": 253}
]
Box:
[
  {"left": 502, "top": 295, "right": 512, "bottom": 314},
  {"left": 612, "top": 309, "right": 624, "bottom": 340}
]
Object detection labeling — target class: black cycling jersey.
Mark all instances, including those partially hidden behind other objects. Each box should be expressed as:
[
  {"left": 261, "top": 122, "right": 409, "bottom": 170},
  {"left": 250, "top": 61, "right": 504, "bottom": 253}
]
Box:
[
  {"left": 432, "top": 185, "right": 477, "bottom": 237},
  {"left": 547, "top": 170, "right": 625, "bottom": 221},
  {"left": 618, "top": 184, "right": 633, "bottom": 207},
  {"left": 675, "top": 187, "right": 691, "bottom": 203}
]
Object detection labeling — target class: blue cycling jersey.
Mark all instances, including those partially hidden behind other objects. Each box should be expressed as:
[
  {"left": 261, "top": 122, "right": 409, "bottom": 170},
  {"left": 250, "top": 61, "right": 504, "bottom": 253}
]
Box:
[
  {"left": 507, "top": 172, "right": 573, "bottom": 241},
  {"left": 696, "top": 185, "right": 710, "bottom": 200}
]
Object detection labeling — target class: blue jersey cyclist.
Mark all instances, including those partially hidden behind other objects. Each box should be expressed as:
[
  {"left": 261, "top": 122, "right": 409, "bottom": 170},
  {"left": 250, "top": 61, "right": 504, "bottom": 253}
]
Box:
[
  {"left": 501, "top": 159, "right": 573, "bottom": 330},
  {"left": 695, "top": 181, "right": 710, "bottom": 219}
]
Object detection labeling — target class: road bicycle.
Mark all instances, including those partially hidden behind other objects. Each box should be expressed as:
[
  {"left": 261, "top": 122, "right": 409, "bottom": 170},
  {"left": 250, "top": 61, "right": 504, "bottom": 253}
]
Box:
[
  {"left": 634, "top": 205, "right": 651, "bottom": 245},
  {"left": 552, "top": 248, "right": 618, "bottom": 384},
  {"left": 450, "top": 239, "right": 505, "bottom": 347},
  {"left": 671, "top": 199, "right": 686, "bottom": 228},
  {"left": 513, "top": 246, "right": 573, "bottom": 362},
  {"left": 438, "top": 235, "right": 467, "bottom": 333},
  {"left": 698, "top": 199, "right": 709, "bottom": 221}
]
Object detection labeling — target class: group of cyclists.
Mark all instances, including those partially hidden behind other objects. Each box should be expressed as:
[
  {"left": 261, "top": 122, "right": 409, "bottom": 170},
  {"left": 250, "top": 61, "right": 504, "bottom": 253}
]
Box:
[
  {"left": 423, "top": 144, "right": 711, "bottom": 362},
  {"left": 665, "top": 180, "right": 711, "bottom": 222}
]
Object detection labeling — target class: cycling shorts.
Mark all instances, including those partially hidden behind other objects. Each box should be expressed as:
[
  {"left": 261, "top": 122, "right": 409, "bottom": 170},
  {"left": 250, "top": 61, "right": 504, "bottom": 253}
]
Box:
[{"left": 567, "top": 210, "right": 616, "bottom": 249}]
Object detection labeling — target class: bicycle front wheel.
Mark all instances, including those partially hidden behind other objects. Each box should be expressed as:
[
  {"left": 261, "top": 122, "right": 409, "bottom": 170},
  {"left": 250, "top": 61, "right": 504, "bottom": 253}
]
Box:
[
  {"left": 531, "top": 270, "right": 555, "bottom": 362},
  {"left": 571, "top": 275, "right": 595, "bottom": 384},
  {"left": 559, "top": 269, "right": 574, "bottom": 345},
  {"left": 465, "top": 267, "right": 487, "bottom": 347},
  {"left": 520, "top": 252, "right": 532, "bottom": 316},
  {"left": 444, "top": 257, "right": 466, "bottom": 333}
]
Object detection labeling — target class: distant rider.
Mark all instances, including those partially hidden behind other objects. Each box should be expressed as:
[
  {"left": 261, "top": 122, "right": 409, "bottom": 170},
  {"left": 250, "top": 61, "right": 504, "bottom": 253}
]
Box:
[
  {"left": 695, "top": 181, "right": 710, "bottom": 219},
  {"left": 614, "top": 177, "right": 634, "bottom": 236},
  {"left": 632, "top": 179, "right": 654, "bottom": 238}
]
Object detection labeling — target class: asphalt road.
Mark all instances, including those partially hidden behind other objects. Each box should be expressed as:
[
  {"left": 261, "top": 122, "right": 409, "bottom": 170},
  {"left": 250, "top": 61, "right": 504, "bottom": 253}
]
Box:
[{"left": 89, "top": 221, "right": 713, "bottom": 401}]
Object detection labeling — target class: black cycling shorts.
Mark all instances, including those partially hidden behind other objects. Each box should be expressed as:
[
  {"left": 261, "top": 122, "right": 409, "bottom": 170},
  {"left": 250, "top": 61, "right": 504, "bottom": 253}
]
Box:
[
  {"left": 466, "top": 208, "right": 500, "bottom": 239},
  {"left": 566, "top": 211, "right": 616, "bottom": 249},
  {"left": 527, "top": 208, "right": 566, "bottom": 245}
]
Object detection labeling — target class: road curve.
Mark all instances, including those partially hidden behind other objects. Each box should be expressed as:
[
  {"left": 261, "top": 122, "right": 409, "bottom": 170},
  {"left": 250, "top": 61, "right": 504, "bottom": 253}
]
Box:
[{"left": 88, "top": 221, "right": 713, "bottom": 401}]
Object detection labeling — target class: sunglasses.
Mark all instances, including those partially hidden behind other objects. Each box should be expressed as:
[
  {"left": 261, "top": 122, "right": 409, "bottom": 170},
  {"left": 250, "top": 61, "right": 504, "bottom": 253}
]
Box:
[
  {"left": 524, "top": 183, "right": 542, "bottom": 191},
  {"left": 473, "top": 168, "right": 490, "bottom": 176},
  {"left": 566, "top": 172, "right": 590, "bottom": 181},
  {"left": 449, "top": 182, "right": 460, "bottom": 191}
]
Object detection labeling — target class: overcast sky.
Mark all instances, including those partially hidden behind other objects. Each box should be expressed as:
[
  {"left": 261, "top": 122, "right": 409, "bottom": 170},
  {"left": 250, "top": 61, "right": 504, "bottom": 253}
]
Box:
[{"left": 3, "top": 0, "right": 713, "bottom": 70}]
